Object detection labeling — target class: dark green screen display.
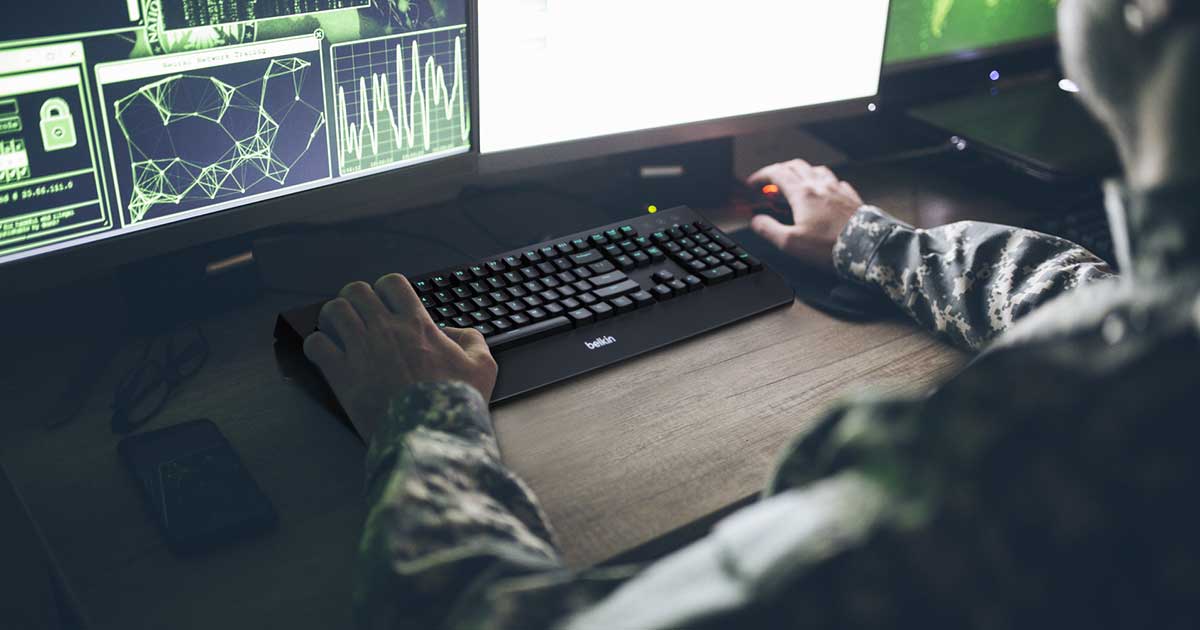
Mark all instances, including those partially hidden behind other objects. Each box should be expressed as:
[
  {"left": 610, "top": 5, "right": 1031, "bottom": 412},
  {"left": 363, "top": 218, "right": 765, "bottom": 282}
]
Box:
[{"left": 885, "top": 0, "right": 1059, "bottom": 65}]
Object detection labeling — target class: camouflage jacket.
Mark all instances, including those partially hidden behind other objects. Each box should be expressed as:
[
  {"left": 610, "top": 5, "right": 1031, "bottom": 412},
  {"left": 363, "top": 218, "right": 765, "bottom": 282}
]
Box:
[{"left": 355, "top": 181, "right": 1200, "bottom": 629}]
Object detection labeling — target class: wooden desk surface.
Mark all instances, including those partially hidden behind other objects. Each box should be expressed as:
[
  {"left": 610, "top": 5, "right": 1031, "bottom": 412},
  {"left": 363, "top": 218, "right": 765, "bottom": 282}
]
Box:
[{"left": 0, "top": 160, "right": 981, "bottom": 629}]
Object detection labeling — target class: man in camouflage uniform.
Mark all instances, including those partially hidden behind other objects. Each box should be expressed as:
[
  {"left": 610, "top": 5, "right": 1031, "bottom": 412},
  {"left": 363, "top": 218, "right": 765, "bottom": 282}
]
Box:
[{"left": 302, "top": 0, "right": 1200, "bottom": 626}]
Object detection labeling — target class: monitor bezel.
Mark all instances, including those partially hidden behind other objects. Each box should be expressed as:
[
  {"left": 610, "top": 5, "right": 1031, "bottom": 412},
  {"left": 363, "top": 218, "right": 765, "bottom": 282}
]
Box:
[{"left": 0, "top": 5, "right": 483, "bottom": 295}]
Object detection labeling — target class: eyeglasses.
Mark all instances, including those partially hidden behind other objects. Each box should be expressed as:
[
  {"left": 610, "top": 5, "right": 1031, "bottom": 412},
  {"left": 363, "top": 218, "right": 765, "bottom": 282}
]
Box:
[{"left": 111, "top": 325, "right": 209, "bottom": 434}]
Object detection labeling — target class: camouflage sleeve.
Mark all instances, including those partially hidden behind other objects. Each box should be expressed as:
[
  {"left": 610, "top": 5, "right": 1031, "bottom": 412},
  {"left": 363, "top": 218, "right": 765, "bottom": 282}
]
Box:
[
  {"left": 832, "top": 206, "right": 1115, "bottom": 351},
  {"left": 355, "top": 381, "right": 633, "bottom": 630}
]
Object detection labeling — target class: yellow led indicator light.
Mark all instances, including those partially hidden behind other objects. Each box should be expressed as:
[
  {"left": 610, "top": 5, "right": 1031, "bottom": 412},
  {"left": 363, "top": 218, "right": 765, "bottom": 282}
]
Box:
[{"left": 647, "top": 205, "right": 658, "bottom": 214}]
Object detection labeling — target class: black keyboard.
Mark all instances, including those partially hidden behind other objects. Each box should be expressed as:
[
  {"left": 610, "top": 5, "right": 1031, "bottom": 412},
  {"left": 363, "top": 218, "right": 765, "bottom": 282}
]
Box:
[{"left": 275, "top": 206, "right": 795, "bottom": 403}]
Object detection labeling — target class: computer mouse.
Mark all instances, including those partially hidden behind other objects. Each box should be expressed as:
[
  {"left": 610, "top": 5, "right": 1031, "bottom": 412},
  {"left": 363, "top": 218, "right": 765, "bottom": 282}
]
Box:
[{"left": 749, "top": 183, "right": 793, "bottom": 225}]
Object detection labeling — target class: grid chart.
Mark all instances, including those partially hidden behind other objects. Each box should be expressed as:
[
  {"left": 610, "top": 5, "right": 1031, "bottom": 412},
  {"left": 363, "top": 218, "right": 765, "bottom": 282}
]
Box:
[{"left": 331, "top": 25, "right": 470, "bottom": 176}]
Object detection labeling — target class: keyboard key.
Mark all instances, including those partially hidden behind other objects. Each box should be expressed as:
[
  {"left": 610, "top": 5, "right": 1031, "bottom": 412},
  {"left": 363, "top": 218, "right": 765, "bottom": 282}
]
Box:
[
  {"left": 593, "top": 279, "right": 641, "bottom": 299},
  {"left": 614, "top": 255, "right": 635, "bottom": 270},
  {"left": 469, "top": 265, "right": 488, "bottom": 278},
  {"left": 737, "top": 253, "right": 763, "bottom": 271},
  {"left": 603, "top": 244, "right": 622, "bottom": 257},
  {"left": 539, "top": 289, "right": 562, "bottom": 302},
  {"left": 510, "top": 313, "right": 532, "bottom": 327},
  {"left": 630, "top": 290, "right": 655, "bottom": 307},
  {"left": 488, "top": 306, "right": 509, "bottom": 318},
  {"left": 523, "top": 280, "right": 544, "bottom": 293},
  {"left": 620, "top": 225, "right": 636, "bottom": 237},
  {"left": 718, "top": 251, "right": 736, "bottom": 264},
  {"left": 537, "top": 261, "right": 556, "bottom": 275},
  {"left": 507, "top": 286, "right": 529, "bottom": 298},
  {"left": 700, "top": 265, "right": 734, "bottom": 285},
  {"left": 731, "top": 261, "right": 749, "bottom": 276},
  {"left": 437, "top": 306, "right": 456, "bottom": 318},
  {"left": 555, "top": 242, "right": 573, "bottom": 255},
  {"left": 664, "top": 242, "right": 682, "bottom": 254},
  {"left": 687, "top": 260, "right": 707, "bottom": 273},
  {"left": 703, "top": 255, "right": 721, "bottom": 267},
  {"left": 652, "top": 231, "right": 670, "bottom": 244},
  {"left": 503, "top": 256, "right": 522, "bottom": 269},
  {"left": 571, "top": 238, "right": 588, "bottom": 250},
  {"left": 473, "top": 323, "right": 496, "bottom": 337},
  {"left": 568, "top": 308, "right": 594, "bottom": 326},
  {"left": 611, "top": 296, "right": 635, "bottom": 313},
  {"left": 652, "top": 270, "right": 675, "bottom": 283},
  {"left": 570, "top": 249, "right": 603, "bottom": 265},
  {"left": 557, "top": 285, "right": 578, "bottom": 297},
  {"left": 684, "top": 275, "right": 703, "bottom": 291},
  {"left": 493, "top": 319, "right": 514, "bottom": 332},
  {"left": 554, "top": 258, "right": 574, "bottom": 271},
  {"left": 682, "top": 223, "right": 699, "bottom": 235},
  {"left": 542, "top": 276, "right": 562, "bottom": 288},
  {"left": 523, "top": 251, "right": 542, "bottom": 264},
  {"left": 488, "top": 290, "right": 507, "bottom": 303},
  {"left": 677, "top": 251, "right": 694, "bottom": 263},
  {"left": 619, "top": 240, "right": 639, "bottom": 253},
  {"left": 487, "top": 260, "right": 506, "bottom": 273},
  {"left": 590, "top": 302, "right": 615, "bottom": 320},
  {"left": 433, "top": 275, "right": 452, "bottom": 288},
  {"left": 487, "top": 316, "right": 572, "bottom": 350},
  {"left": 544, "top": 302, "right": 565, "bottom": 316},
  {"left": 453, "top": 270, "right": 472, "bottom": 283},
  {"left": 523, "top": 296, "right": 543, "bottom": 308},
  {"left": 646, "top": 247, "right": 666, "bottom": 262},
  {"left": 505, "top": 299, "right": 527, "bottom": 312},
  {"left": 453, "top": 286, "right": 472, "bottom": 299},
  {"left": 578, "top": 292, "right": 598, "bottom": 305},
  {"left": 667, "top": 226, "right": 684, "bottom": 239},
  {"left": 589, "top": 260, "right": 616, "bottom": 274},
  {"left": 694, "top": 233, "right": 711, "bottom": 245},
  {"left": 487, "top": 276, "right": 506, "bottom": 290},
  {"left": 434, "top": 290, "right": 454, "bottom": 304},
  {"left": 521, "top": 267, "right": 541, "bottom": 280},
  {"left": 539, "top": 246, "right": 557, "bottom": 259},
  {"left": 590, "top": 234, "right": 608, "bottom": 246},
  {"left": 468, "top": 281, "right": 488, "bottom": 295},
  {"left": 630, "top": 251, "right": 650, "bottom": 267},
  {"left": 575, "top": 266, "right": 594, "bottom": 279},
  {"left": 605, "top": 229, "right": 621, "bottom": 240},
  {"left": 705, "top": 242, "right": 723, "bottom": 254},
  {"left": 668, "top": 279, "right": 687, "bottom": 294},
  {"left": 634, "top": 236, "right": 650, "bottom": 248},
  {"left": 527, "top": 307, "right": 548, "bottom": 321},
  {"left": 556, "top": 270, "right": 577, "bottom": 283},
  {"left": 471, "top": 311, "right": 489, "bottom": 323},
  {"left": 653, "top": 284, "right": 675, "bottom": 300},
  {"left": 590, "top": 270, "right": 629, "bottom": 287},
  {"left": 561, "top": 297, "right": 581, "bottom": 310},
  {"left": 420, "top": 295, "right": 435, "bottom": 308},
  {"left": 503, "top": 271, "right": 523, "bottom": 284},
  {"left": 452, "top": 316, "right": 473, "bottom": 327},
  {"left": 573, "top": 279, "right": 593, "bottom": 292},
  {"left": 454, "top": 300, "right": 473, "bottom": 314}
]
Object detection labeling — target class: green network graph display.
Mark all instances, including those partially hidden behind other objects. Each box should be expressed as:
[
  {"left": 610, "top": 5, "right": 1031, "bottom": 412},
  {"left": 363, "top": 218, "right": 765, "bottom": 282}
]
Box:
[
  {"left": 0, "top": 0, "right": 470, "bottom": 262},
  {"left": 885, "top": 0, "right": 1059, "bottom": 65}
]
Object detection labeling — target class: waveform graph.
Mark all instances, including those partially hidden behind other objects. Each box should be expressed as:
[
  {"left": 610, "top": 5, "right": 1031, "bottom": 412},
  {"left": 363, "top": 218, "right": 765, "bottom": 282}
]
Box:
[{"left": 330, "top": 25, "right": 471, "bottom": 176}]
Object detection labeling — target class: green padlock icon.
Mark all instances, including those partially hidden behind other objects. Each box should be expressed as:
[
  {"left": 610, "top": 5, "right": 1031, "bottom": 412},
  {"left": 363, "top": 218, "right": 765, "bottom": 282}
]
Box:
[{"left": 40, "top": 97, "right": 77, "bottom": 152}]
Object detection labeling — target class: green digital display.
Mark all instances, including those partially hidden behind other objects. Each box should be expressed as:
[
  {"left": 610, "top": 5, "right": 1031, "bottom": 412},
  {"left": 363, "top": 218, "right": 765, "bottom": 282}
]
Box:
[
  {"left": 0, "top": 0, "right": 470, "bottom": 263},
  {"left": 885, "top": 0, "right": 1059, "bottom": 66}
]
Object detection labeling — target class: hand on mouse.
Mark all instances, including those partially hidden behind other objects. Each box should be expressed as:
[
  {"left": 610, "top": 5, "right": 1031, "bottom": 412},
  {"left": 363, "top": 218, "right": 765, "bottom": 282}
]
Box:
[
  {"left": 747, "top": 160, "right": 864, "bottom": 270},
  {"left": 303, "top": 274, "right": 498, "bottom": 442}
]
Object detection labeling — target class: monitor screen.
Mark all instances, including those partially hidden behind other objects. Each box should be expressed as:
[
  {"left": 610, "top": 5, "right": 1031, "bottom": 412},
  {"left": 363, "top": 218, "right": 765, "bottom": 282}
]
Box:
[
  {"left": 884, "top": 0, "right": 1059, "bottom": 66},
  {"left": 477, "top": 0, "right": 890, "bottom": 156},
  {"left": 0, "top": 1, "right": 471, "bottom": 266}
]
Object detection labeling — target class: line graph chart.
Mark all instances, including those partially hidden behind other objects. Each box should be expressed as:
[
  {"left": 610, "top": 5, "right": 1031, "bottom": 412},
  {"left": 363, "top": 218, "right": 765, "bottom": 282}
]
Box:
[{"left": 330, "top": 25, "right": 470, "bottom": 176}]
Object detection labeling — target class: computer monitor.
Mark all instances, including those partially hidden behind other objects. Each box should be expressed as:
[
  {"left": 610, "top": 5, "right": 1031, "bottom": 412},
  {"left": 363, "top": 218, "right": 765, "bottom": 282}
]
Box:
[
  {"left": 884, "top": 0, "right": 1059, "bottom": 70},
  {"left": 0, "top": 1, "right": 474, "bottom": 284},
  {"left": 476, "top": 0, "right": 892, "bottom": 172}
]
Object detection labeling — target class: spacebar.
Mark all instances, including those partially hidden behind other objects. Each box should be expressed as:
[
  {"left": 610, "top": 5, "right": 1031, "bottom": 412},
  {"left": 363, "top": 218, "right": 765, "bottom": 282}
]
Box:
[{"left": 486, "top": 317, "right": 572, "bottom": 351}]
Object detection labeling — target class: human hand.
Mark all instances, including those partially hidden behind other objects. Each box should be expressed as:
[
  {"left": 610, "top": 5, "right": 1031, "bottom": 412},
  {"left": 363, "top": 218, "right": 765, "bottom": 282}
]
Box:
[
  {"left": 303, "top": 274, "right": 498, "bottom": 442},
  {"left": 747, "top": 160, "right": 864, "bottom": 270}
]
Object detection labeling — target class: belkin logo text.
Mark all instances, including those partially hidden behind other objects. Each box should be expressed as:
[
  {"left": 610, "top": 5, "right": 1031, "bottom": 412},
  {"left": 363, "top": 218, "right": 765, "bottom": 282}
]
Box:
[{"left": 585, "top": 336, "right": 616, "bottom": 350}]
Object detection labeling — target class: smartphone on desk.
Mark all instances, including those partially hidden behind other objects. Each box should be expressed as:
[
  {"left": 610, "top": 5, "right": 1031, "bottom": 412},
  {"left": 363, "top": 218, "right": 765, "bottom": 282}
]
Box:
[{"left": 119, "top": 419, "right": 277, "bottom": 553}]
